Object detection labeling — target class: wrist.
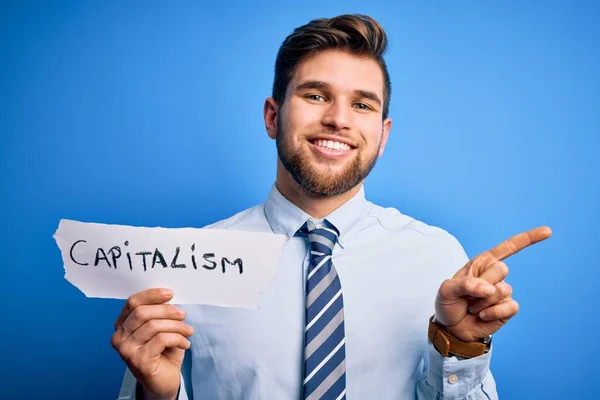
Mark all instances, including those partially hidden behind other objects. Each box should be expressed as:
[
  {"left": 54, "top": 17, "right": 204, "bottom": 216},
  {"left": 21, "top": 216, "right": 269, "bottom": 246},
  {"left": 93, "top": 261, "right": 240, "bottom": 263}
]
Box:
[
  {"left": 432, "top": 314, "right": 492, "bottom": 344},
  {"left": 428, "top": 315, "right": 491, "bottom": 358}
]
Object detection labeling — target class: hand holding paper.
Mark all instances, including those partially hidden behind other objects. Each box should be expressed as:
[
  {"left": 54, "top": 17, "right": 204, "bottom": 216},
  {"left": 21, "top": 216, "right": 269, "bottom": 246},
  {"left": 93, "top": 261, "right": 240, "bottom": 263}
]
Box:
[
  {"left": 53, "top": 219, "right": 287, "bottom": 307},
  {"left": 111, "top": 288, "right": 192, "bottom": 400}
]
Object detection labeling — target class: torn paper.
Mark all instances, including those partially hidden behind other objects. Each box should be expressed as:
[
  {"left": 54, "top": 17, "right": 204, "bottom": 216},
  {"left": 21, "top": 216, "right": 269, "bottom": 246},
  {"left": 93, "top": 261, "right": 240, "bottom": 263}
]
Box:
[{"left": 53, "top": 219, "right": 287, "bottom": 308}]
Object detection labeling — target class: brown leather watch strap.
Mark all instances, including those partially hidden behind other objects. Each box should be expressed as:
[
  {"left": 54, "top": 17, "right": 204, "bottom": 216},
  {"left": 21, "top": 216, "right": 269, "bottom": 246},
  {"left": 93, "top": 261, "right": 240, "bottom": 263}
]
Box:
[{"left": 427, "top": 316, "right": 488, "bottom": 358}]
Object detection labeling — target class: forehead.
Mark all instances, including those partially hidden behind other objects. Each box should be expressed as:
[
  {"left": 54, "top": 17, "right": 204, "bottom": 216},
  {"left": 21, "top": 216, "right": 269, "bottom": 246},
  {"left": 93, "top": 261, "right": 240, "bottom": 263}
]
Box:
[{"left": 290, "top": 49, "right": 384, "bottom": 98}]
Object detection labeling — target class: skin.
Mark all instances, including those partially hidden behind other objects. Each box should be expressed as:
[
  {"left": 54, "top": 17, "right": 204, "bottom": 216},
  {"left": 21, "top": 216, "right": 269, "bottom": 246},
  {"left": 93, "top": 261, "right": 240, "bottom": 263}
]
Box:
[
  {"left": 435, "top": 226, "right": 551, "bottom": 341},
  {"left": 264, "top": 49, "right": 392, "bottom": 218},
  {"left": 111, "top": 288, "right": 191, "bottom": 400},
  {"left": 111, "top": 48, "right": 551, "bottom": 399}
]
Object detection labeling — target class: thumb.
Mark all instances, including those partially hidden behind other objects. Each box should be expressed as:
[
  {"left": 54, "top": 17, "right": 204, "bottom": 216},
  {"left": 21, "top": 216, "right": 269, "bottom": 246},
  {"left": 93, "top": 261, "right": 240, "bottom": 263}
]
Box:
[{"left": 437, "top": 276, "right": 497, "bottom": 303}]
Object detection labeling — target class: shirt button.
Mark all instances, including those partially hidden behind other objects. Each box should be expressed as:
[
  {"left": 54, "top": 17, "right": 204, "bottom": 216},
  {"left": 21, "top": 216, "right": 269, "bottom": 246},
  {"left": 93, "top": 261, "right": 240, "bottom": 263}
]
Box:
[{"left": 448, "top": 374, "right": 459, "bottom": 384}]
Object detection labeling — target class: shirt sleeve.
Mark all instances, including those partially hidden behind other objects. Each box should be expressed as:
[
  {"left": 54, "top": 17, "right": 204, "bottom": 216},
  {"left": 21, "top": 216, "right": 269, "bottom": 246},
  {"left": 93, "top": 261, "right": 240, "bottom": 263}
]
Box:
[
  {"left": 116, "top": 367, "right": 190, "bottom": 400},
  {"left": 416, "top": 341, "right": 498, "bottom": 399}
]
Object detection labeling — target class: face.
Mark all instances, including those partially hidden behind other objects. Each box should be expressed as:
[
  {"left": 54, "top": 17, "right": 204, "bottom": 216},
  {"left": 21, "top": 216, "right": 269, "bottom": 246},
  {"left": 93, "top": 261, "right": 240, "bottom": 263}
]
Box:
[{"left": 268, "top": 49, "right": 392, "bottom": 198}]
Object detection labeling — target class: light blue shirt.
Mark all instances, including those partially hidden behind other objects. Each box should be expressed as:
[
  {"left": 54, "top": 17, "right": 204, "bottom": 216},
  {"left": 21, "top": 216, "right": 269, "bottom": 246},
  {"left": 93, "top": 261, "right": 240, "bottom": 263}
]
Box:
[{"left": 119, "top": 183, "right": 497, "bottom": 399}]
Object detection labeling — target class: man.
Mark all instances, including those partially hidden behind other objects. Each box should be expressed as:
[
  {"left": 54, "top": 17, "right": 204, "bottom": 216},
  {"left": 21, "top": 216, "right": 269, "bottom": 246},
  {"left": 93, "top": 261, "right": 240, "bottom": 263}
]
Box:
[{"left": 113, "top": 14, "right": 550, "bottom": 399}]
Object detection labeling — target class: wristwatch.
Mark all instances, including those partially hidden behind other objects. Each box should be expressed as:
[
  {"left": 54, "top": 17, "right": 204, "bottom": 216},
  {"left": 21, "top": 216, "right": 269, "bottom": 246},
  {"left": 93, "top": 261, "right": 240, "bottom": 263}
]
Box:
[{"left": 428, "top": 315, "right": 492, "bottom": 358}]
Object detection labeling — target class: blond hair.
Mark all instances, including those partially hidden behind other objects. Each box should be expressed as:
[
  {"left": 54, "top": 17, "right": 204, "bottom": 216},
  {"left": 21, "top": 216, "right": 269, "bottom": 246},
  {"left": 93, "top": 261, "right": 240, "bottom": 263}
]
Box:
[{"left": 272, "top": 14, "right": 392, "bottom": 119}]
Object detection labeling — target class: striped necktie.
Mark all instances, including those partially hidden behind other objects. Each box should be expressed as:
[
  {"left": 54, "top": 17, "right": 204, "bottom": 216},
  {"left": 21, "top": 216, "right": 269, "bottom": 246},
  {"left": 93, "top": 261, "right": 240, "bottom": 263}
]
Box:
[{"left": 297, "top": 219, "right": 346, "bottom": 400}]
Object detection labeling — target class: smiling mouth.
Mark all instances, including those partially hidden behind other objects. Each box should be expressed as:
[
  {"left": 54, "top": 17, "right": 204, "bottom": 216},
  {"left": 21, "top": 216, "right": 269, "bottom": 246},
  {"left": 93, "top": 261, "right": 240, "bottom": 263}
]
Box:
[{"left": 308, "top": 139, "right": 356, "bottom": 151}]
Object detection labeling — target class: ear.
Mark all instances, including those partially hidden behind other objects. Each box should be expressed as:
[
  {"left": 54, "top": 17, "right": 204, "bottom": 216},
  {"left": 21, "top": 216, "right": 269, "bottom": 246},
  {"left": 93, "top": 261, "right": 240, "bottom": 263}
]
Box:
[
  {"left": 264, "top": 97, "right": 279, "bottom": 140},
  {"left": 378, "top": 117, "right": 392, "bottom": 157}
]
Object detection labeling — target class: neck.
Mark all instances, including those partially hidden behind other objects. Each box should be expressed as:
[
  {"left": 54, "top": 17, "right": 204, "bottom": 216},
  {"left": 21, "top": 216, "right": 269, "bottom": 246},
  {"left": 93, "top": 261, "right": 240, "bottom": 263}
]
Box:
[{"left": 275, "top": 162, "right": 362, "bottom": 219}]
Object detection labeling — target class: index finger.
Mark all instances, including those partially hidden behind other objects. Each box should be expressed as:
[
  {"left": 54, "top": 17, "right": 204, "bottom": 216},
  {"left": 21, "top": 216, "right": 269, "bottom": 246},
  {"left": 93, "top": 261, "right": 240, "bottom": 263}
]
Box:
[
  {"left": 487, "top": 226, "right": 552, "bottom": 262},
  {"left": 114, "top": 288, "right": 174, "bottom": 330}
]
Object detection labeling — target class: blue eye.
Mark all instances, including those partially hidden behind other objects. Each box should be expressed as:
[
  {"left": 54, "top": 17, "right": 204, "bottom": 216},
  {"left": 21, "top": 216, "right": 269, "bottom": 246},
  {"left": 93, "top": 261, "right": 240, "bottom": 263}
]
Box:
[{"left": 308, "top": 94, "right": 326, "bottom": 102}]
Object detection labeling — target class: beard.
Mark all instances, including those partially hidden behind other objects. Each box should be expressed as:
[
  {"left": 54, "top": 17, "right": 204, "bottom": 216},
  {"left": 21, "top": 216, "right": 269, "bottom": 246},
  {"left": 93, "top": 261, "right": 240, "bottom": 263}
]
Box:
[{"left": 275, "top": 118, "right": 380, "bottom": 198}]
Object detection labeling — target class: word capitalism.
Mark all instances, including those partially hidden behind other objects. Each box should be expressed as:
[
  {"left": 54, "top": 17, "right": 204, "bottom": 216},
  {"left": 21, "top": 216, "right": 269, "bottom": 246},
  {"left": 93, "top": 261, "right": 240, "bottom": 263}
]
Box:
[{"left": 69, "top": 240, "right": 244, "bottom": 274}]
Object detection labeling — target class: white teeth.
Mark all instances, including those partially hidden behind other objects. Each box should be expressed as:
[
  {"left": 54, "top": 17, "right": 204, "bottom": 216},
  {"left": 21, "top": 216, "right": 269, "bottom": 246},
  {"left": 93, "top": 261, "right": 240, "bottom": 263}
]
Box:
[{"left": 314, "top": 139, "right": 351, "bottom": 151}]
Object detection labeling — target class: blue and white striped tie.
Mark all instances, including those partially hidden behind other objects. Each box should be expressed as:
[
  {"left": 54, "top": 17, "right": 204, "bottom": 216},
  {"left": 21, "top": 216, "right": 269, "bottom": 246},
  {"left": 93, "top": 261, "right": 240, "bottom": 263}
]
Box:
[{"left": 297, "top": 219, "right": 346, "bottom": 400}]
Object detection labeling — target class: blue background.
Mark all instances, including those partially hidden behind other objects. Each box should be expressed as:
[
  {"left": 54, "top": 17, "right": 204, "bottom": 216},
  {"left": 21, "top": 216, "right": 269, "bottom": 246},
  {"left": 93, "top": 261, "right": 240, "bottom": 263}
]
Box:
[{"left": 1, "top": 1, "right": 598, "bottom": 399}]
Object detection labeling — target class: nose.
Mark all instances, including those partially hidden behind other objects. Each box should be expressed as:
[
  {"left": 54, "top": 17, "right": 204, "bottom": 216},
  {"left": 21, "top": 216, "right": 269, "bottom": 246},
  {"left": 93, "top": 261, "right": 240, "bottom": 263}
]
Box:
[{"left": 321, "top": 100, "right": 352, "bottom": 131}]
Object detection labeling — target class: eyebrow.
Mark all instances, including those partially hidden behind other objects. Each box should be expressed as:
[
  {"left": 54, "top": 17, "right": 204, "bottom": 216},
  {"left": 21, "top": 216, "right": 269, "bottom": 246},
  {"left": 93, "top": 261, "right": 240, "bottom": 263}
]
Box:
[
  {"left": 295, "top": 80, "right": 382, "bottom": 107},
  {"left": 355, "top": 89, "right": 382, "bottom": 107}
]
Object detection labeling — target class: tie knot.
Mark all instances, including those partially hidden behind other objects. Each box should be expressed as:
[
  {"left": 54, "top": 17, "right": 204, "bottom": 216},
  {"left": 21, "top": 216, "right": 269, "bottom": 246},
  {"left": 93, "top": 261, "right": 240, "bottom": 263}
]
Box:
[{"left": 296, "top": 219, "right": 339, "bottom": 256}]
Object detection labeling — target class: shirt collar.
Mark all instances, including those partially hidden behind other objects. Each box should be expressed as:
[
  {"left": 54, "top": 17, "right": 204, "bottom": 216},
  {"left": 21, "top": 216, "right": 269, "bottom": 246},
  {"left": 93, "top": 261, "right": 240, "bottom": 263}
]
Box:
[{"left": 263, "top": 183, "right": 368, "bottom": 248}]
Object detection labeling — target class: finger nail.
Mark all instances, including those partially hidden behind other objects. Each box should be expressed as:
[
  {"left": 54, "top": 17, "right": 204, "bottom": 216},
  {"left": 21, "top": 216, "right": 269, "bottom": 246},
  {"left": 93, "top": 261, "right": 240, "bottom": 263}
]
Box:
[
  {"left": 479, "top": 311, "right": 489, "bottom": 320},
  {"left": 162, "top": 288, "right": 173, "bottom": 296},
  {"left": 484, "top": 286, "right": 495, "bottom": 296}
]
